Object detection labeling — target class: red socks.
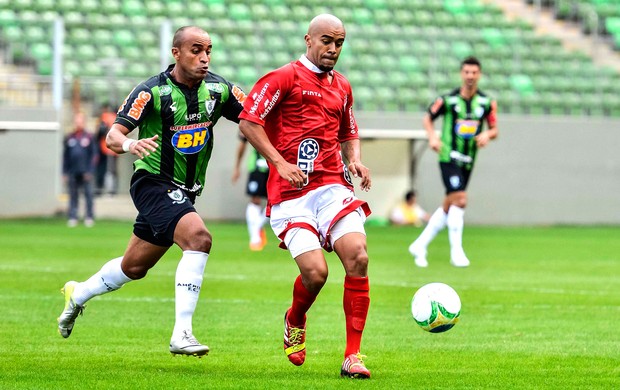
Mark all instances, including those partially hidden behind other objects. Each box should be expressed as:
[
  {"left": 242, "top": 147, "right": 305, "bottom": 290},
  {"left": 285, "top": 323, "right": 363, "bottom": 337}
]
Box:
[
  {"left": 343, "top": 275, "right": 370, "bottom": 356},
  {"left": 288, "top": 275, "right": 318, "bottom": 326}
]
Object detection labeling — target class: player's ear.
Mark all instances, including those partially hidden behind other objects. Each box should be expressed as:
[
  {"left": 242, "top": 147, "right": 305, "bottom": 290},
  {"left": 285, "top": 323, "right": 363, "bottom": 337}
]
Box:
[
  {"left": 171, "top": 47, "right": 180, "bottom": 61},
  {"left": 304, "top": 34, "right": 311, "bottom": 48}
]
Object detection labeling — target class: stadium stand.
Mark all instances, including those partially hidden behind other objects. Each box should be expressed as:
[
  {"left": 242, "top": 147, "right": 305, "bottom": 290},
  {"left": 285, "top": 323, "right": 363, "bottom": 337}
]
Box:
[{"left": 1, "top": 0, "right": 619, "bottom": 116}]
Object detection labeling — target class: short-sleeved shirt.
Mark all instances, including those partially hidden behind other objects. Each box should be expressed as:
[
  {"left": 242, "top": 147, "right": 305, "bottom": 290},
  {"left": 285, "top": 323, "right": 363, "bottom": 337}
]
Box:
[
  {"left": 428, "top": 88, "right": 497, "bottom": 170},
  {"left": 115, "top": 64, "right": 246, "bottom": 196},
  {"left": 239, "top": 57, "right": 359, "bottom": 207}
]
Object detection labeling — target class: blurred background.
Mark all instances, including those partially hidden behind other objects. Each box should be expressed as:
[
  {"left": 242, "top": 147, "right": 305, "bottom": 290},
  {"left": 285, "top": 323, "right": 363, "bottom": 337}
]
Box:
[{"left": 1, "top": 0, "right": 619, "bottom": 225}]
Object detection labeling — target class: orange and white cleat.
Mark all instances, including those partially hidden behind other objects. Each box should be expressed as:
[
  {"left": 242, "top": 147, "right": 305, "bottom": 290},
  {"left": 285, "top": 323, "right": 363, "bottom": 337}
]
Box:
[{"left": 283, "top": 309, "right": 306, "bottom": 366}]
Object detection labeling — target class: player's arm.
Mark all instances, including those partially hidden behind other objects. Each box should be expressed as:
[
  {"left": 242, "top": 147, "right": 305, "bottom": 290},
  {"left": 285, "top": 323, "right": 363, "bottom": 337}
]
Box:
[
  {"left": 106, "top": 123, "right": 158, "bottom": 159},
  {"left": 476, "top": 100, "right": 498, "bottom": 148},
  {"left": 107, "top": 86, "right": 159, "bottom": 158},
  {"left": 341, "top": 139, "right": 371, "bottom": 192},
  {"left": 238, "top": 119, "right": 306, "bottom": 188},
  {"left": 424, "top": 97, "right": 444, "bottom": 152}
]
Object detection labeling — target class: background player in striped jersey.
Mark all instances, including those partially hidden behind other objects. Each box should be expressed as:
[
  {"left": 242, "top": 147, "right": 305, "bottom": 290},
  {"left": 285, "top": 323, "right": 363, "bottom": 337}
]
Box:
[
  {"left": 239, "top": 14, "right": 373, "bottom": 379},
  {"left": 57, "top": 26, "right": 246, "bottom": 357},
  {"left": 232, "top": 133, "right": 269, "bottom": 251},
  {"left": 409, "top": 56, "right": 498, "bottom": 268}
]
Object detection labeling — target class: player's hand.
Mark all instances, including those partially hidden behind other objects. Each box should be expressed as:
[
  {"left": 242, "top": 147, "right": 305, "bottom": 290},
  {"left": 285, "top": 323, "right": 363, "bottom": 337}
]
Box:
[
  {"left": 348, "top": 161, "right": 371, "bottom": 192},
  {"left": 129, "top": 135, "right": 159, "bottom": 159},
  {"left": 231, "top": 168, "right": 240, "bottom": 183},
  {"left": 475, "top": 131, "right": 491, "bottom": 148},
  {"left": 276, "top": 161, "right": 306, "bottom": 189},
  {"left": 428, "top": 136, "right": 442, "bottom": 153}
]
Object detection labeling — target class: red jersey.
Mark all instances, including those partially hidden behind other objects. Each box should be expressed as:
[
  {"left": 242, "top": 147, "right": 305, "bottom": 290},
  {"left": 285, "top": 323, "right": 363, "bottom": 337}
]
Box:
[{"left": 239, "top": 59, "right": 359, "bottom": 207}]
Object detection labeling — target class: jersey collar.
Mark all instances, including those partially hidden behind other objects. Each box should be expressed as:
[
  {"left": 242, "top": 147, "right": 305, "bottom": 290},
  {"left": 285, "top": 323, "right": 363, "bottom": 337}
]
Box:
[{"left": 299, "top": 55, "right": 333, "bottom": 76}]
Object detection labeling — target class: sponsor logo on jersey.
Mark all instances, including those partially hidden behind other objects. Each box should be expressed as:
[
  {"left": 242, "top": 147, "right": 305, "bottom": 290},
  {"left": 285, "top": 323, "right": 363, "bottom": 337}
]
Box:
[
  {"left": 159, "top": 85, "right": 172, "bottom": 96},
  {"left": 297, "top": 138, "right": 319, "bottom": 186},
  {"left": 206, "top": 83, "right": 224, "bottom": 93},
  {"left": 449, "top": 151, "right": 473, "bottom": 164},
  {"left": 128, "top": 91, "right": 152, "bottom": 120},
  {"left": 170, "top": 101, "right": 177, "bottom": 112},
  {"left": 259, "top": 89, "right": 280, "bottom": 120},
  {"left": 232, "top": 85, "right": 246, "bottom": 103},
  {"left": 170, "top": 122, "right": 211, "bottom": 154},
  {"left": 185, "top": 112, "right": 202, "bottom": 122},
  {"left": 454, "top": 120, "right": 478, "bottom": 139},
  {"left": 249, "top": 83, "right": 269, "bottom": 115},
  {"left": 168, "top": 188, "right": 188, "bottom": 205},
  {"left": 302, "top": 90, "right": 322, "bottom": 97}
]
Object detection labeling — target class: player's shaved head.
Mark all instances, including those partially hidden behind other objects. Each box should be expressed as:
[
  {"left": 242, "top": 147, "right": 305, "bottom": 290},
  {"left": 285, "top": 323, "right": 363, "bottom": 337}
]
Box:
[
  {"left": 173, "top": 26, "right": 208, "bottom": 48},
  {"left": 307, "top": 14, "right": 344, "bottom": 36}
]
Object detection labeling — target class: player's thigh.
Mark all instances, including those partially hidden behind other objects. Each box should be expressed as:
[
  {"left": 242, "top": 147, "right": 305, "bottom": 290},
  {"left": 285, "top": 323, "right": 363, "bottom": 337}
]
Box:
[{"left": 294, "top": 248, "right": 329, "bottom": 288}]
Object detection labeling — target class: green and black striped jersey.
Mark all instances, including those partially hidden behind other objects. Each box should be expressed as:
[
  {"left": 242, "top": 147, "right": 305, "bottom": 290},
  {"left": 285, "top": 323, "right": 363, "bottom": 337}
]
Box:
[
  {"left": 115, "top": 65, "right": 246, "bottom": 195},
  {"left": 428, "top": 88, "right": 497, "bottom": 169}
]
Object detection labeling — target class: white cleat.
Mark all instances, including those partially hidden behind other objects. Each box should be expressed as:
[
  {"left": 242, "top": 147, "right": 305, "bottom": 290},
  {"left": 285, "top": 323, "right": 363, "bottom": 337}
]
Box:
[
  {"left": 450, "top": 249, "right": 470, "bottom": 267},
  {"left": 58, "top": 281, "right": 85, "bottom": 338},
  {"left": 170, "top": 330, "right": 210, "bottom": 357},
  {"left": 408, "top": 243, "right": 428, "bottom": 268}
]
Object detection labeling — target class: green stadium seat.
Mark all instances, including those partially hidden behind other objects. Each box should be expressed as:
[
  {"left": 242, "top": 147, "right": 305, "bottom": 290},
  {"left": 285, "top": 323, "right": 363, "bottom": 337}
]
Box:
[
  {"left": 510, "top": 74, "right": 535, "bottom": 96},
  {"left": 31, "top": 0, "right": 55, "bottom": 12},
  {"left": 236, "top": 66, "right": 259, "bottom": 87},
  {"left": 229, "top": 3, "right": 251, "bottom": 21},
  {"left": 113, "top": 29, "right": 135, "bottom": 47},
  {"left": 24, "top": 26, "right": 46, "bottom": 43},
  {"left": 121, "top": 0, "right": 146, "bottom": 16},
  {"left": 167, "top": 1, "right": 186, "bottom": 16},
  {"left": 30, "top": 42, "right": 52, "bottom": 61}
]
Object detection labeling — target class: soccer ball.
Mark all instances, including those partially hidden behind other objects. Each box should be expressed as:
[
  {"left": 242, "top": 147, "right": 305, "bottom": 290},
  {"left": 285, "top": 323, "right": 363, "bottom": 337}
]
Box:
[{"left": 411, "top": 282, "right": 461, "bottom": 333}]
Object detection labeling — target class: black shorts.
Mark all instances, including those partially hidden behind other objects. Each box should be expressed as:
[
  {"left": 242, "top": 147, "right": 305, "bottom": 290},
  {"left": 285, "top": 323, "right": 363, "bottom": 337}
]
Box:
[
  {"left": 129, "top": 171, "right": 196, "bottom": 247},
  {"left": 246, "top": 170, "right": 268, "bottom": 198},
  {"left": 440, "top": 162, "right": 472, "bottom": 194}
]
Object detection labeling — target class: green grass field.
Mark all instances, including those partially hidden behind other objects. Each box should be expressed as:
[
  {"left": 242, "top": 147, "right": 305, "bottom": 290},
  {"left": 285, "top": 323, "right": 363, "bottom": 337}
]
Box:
[{"left": 1, "top": 219, "right": 619, "bottom": 389}]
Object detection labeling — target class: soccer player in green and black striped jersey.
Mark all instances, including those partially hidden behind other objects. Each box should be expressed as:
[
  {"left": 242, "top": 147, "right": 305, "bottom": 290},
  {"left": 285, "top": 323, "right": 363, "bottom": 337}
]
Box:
[
  {"left": 57, "top": 26, "right": 247, "bottom": 357},
  {"left": 409, "top": 56, "right": 498, "bottom": 268}
]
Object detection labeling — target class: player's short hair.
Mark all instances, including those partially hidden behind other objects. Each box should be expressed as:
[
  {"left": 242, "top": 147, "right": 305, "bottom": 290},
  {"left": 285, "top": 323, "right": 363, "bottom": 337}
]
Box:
[
  {"left": 172, "top": 26, "right": 204, "bottom": 48},
  {"left": 461, "top": 56, "right": 481, "bottom": 70}
]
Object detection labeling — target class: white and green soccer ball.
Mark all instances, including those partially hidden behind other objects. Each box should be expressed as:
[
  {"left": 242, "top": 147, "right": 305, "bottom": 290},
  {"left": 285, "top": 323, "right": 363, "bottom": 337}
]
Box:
[{"left": 411, "top": 282, "right": 461, "bottom": 333}]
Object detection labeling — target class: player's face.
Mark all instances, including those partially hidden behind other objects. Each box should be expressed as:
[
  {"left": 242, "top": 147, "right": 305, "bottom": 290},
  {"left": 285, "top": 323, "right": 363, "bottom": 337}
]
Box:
[
  {"left": 172, "top": 30, "right": 212, "bottom": 84},
  {"left": 305, "top": 27, "right": 346, "bottom": 72},
  {"left": 460, "top": 64, "right": 481, "bottom": 89}
]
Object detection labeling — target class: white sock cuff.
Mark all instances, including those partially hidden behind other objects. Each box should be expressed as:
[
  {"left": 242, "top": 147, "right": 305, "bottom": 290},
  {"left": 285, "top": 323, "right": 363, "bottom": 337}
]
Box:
[{"left": 179, "top": 250, "right": 208, "bottom": 275}]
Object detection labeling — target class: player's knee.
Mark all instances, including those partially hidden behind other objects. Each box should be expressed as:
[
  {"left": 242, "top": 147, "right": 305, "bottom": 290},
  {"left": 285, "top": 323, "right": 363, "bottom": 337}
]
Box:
[
  {"left": 191, "top": 229, "right": 213, "bottom": 253},
  {"left": 303, "top": 267, "right": 328, "bottom": 292},
  {"left": 121, "top": 263, "right": 150, "bottom": 280},
  {"left": 346, "top": 244, "right": 369, "bottom": 276}
]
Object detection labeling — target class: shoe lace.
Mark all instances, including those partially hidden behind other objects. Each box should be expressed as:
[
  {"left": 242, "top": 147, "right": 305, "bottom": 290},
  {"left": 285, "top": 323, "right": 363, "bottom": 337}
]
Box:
[
  {"left": 354, "top": 353, "right": 367, "bottom": 364},
  {"left": 288, "top": 327, "right": 305, "bottom": 345},
  {"left": 181, "top": 330, "right": 200, "bottom": 345},
  {"left": 68, "top": 302, "right": 84, "bottom": 322}
]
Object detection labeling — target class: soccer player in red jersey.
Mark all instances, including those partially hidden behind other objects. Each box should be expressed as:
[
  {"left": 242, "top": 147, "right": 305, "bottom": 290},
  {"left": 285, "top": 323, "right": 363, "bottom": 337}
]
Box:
[{"left": 239, "top": 14, "right": 372, "bottom": 379}]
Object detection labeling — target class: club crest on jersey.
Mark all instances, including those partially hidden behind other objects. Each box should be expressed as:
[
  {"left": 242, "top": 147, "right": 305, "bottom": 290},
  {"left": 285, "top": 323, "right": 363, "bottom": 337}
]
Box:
[
  {"left": 297, "top": 138, "right": 319, "bottom": 186},
  {"left": 205, "top": 98, "right": 215, "bottom": 116},
  {"left": 168, "top": 188, "right": 188, "bottom": 205},
  {"left": 159, "top": 85, "right": 172, "bottom": 97},
  {"left": 171, "top": 123, "right": 211, "bottom": 154}
]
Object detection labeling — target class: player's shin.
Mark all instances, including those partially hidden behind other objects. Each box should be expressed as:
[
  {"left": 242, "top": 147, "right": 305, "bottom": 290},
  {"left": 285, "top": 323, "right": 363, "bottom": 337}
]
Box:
[
  {"left": 173, "top": 250, "right": 208, "bottom": 336},
  {"left": 343, "top": 275, "right": 370, "bottom": 356}
]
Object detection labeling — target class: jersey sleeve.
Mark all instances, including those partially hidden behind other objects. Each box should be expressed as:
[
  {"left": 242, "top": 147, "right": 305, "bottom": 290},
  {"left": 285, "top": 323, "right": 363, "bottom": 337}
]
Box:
[
  {"left": 427, "top": 96, "right": 446, "bottom": 120},
  {"left": 338, "top": 80, "right": 359, "bottom": 142},
  {"left": 486, "top": 99, "right": 498, "bottom": 128},
  {"left": 221, "top": 82, "right": 247, "bottom": 124},
  {"left": 114, "top": 84, "right": 154, "bottom": 131},
  {"left": 239, "top": 65, "right": 293, "bottom": 126}
]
